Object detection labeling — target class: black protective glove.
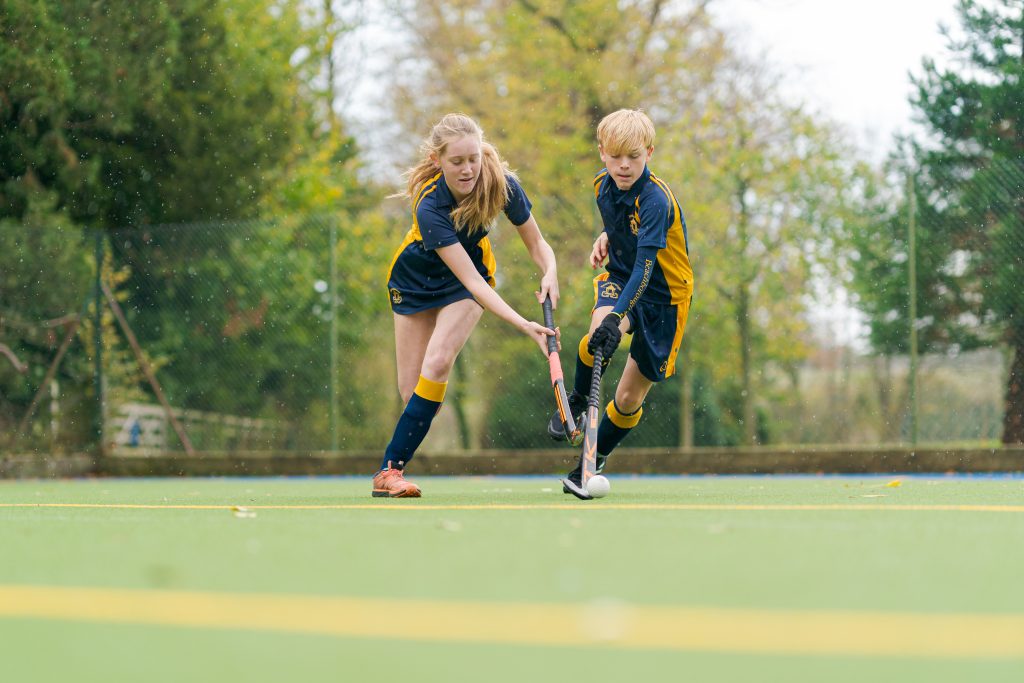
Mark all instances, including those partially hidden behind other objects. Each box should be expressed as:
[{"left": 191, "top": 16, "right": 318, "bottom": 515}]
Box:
[{"left": 587, "top": 313, "right": 623, "bottom": 359}]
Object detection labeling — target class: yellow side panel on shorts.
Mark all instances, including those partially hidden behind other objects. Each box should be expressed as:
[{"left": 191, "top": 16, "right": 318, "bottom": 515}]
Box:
[
  {"left": 591, "top": 272, "right": 610, "bottom": 305},
  {"left": 665, "top": 295, "right": 692, "bottom": 378}
]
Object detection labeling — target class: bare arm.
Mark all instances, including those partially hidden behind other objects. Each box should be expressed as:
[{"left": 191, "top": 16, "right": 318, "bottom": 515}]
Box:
[
  {"left": 514, "top": 214, "right": 559, "bottom": 307},
  {"left": 590, "top": 232, "right": 609, "bottom": 269},
  {"left": 436, "top": 242, "right": 556, "bottom": 355}
]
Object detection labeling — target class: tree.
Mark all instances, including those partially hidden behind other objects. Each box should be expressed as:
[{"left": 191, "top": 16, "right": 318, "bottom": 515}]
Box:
[
  {"left": 663, "top": 49, "right": 872, "bottom": 446},
  {"left": 0, "top": 198, "right": 93, "bottom": 442},
  {"left": 909, "top": 0, "right": 1024, "bottom": 443},
  {"left": 1, "top": 0, "right": 377, "bottom": 449}
]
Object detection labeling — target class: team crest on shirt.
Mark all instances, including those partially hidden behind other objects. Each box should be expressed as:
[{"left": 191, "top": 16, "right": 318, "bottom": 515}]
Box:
[
  {"left": 390, "top": 288, "right": 403, "bottom": 304},
  {"left": 600, "top": 281, "right": 621, "bottom": 299},
  {"left": 629, "top": 210, "right": 640, "bottom": 236}
]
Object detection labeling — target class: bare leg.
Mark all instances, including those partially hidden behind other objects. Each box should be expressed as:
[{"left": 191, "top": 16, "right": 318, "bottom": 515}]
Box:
[
  {"left": 588, "top": 305, "right": 614, "bottom": 335},
  {"left": 613, "top": 356, "right": 655, "bottom": 414},
  {"left": 393, "top": 299, "right": 484, "bottom": 403},
  {"left": 589, "top": 305, "right": 631, "bottom": 336},
  {"left": 589, "top": 307, "right": 651, "bottom": 412},
  {"left": 393, "top": 309, "right": 437, "bottom": 403},
  {"left": 421, "top": 298, "right": 484, "bottom": 383},
  {"left": 376, "top": 299, "right": 484, "bottom": 496}
]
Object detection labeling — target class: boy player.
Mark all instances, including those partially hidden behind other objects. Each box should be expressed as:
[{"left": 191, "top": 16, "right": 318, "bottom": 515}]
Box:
[{"left": 551, "top": 109, "right": 694, "bottom": 499}]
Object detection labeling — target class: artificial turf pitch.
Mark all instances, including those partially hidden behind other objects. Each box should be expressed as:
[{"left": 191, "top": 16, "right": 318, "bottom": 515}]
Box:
[{"left": 1, "top": 474, "right": 1021, "bottom": 682}]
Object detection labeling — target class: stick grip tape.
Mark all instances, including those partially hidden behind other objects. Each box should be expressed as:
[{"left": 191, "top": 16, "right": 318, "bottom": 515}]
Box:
[{"left": 542, "top": 296, "right": 558, "bottom": 354}]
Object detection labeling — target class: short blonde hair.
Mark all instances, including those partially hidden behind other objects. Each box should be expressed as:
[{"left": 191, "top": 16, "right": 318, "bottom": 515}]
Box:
[{"left": 597, "top": 109, "right": 656, "bottom": 156}]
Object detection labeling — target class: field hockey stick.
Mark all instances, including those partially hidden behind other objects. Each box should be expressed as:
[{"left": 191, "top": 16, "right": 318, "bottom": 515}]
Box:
[
  {"left": 578, "top": 345, "right": 604, "bottom": 488},
  {"left": 542, "top": 295, "right": 581, "bottom": 445}
]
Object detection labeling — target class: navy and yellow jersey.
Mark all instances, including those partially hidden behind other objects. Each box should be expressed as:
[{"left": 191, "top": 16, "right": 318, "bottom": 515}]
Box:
[
  {"left": 387, "top": 172, "right": 533, "bottom": 314},
  {"left": 593, "top": 165, "right": 693, "bottom": 306}
]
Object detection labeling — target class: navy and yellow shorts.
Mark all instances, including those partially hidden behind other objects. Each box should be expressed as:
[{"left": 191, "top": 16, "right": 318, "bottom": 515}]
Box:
[
  {"left": 592, "top": 272, "right": 691, "bottom": 382},
  {"left": 386, "top": 235, "right": 495, "bottom": 315}
]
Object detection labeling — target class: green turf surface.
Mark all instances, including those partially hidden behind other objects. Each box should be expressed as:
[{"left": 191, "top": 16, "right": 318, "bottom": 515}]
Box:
[{"left": 1, "top": 474, "right": 1022, "bottom": 682}]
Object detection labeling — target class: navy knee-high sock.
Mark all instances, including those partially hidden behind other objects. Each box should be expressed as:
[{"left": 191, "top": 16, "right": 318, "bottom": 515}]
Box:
[
  {"left": 381, "top": 375, "right": 447, "bottom": 470},
  {"left": 573, "top": 335, "right": 610, "bottom": 399},
  {"left": 596, "top": 399, "right": 643, "bottom": 458}
]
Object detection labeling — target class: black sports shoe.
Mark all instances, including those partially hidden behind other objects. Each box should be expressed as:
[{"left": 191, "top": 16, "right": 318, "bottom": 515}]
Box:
[
  {"left": 561, "top": 464, "right": 591, "bottom": 500},
  {"left": 547, "top": 391, "right": 587, "bottom": 441},
  {"left": 561, "top": 456, "right": 607, "bottom": 498}
]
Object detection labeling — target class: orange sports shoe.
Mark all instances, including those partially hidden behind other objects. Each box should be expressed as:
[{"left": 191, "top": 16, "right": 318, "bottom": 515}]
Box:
[{"left": 372, "top": 463, "right": 422, "bottom": 498}]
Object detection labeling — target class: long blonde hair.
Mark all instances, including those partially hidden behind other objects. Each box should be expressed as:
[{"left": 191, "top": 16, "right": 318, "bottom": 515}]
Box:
[{"left": 403, "top": 113, "right": 516, "bottom": 235}]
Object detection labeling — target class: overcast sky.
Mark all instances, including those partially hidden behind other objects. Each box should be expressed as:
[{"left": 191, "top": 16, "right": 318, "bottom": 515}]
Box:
[
  {"left": 342, "top": 0, "right": 963, "bottom": 171},
  {"left": 710, "top": 1, "right": 964, "bottom": 345},
  {"left": 710, "top": 0, "right": 962, "bottom": 158}
]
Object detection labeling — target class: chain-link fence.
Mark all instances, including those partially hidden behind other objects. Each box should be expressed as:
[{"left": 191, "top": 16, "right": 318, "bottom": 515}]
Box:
[
  {"left": 2, "top": 158, "right": 1022, "bottom": 456},
  {"left": 2, "top": 208, "right": 605, "bottom": 456},
  {"left": 758, "top": 156, "right": 1023, "bottom": 448}
]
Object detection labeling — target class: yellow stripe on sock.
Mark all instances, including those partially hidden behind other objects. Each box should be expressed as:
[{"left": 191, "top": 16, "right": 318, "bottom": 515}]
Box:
[
  {"left": 414, "top": 375, "right": 447, "bottom": 403},
  {"left": 578, "top": 335, "right": 594, "bottom": 367},
  {"left": 607, "top": 400, "right": 643, "bottom": 429}
]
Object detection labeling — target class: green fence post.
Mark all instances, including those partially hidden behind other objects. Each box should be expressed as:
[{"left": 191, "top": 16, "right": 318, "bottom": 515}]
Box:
[
  {"left": 93, "top": 230, "right": 106, "bottom": 457},
  {"left": 907, "top": 172, "right": 919, "bottom": 447},
  {"left": 329, "top": 219, "right": 339, "bottom": 453}
]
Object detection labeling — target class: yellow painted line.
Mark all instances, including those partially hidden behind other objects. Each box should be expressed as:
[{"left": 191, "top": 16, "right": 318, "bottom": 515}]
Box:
[
  {"left": 1, "top": 502, "right": 1023, "bottom": 512},
  {"left": 0, "top": 585, "right": 1022, "bottom": 659}
]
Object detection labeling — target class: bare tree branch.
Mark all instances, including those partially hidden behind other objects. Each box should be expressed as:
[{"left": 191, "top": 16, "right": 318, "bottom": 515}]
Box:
[
  {"left": 0, "top": 343, "right": 27, "bottom": 374},
  {"left": 42, "top": 313, "right": 81, "bottom": 328},
  {"left": 516, "top": 0, "right": 582, "bottom": 52},
  {"left": 630, "top": 0, "right": 666, "bottom": 70}
]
